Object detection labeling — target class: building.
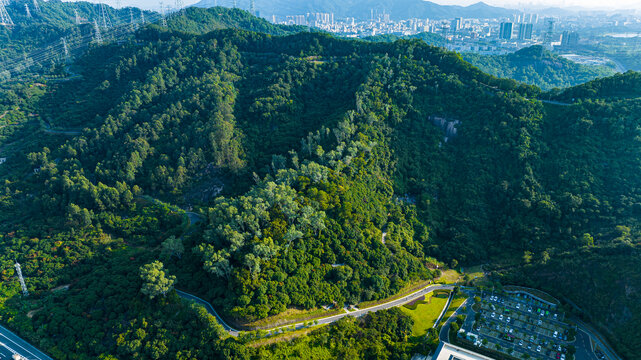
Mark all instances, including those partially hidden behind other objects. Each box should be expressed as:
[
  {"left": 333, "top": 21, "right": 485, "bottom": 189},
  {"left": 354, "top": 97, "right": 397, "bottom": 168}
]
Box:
[
  {"left": 518, "top": 23, "right": 533, "bottom": 40},
  {"left": 561, "top": 31, "right": 579, "bottom": 47},
  {"left": 451, "top": 17, "right": 462, "bottom": 32},
  {"left": 499, "top": 22, "right": 513, "bottom": 40},
  {"left": 432, "top": 342, "right": 496, "bottom": 360},
  {"left": 0, "top": 157, "right": 6, "bottom": 165}
]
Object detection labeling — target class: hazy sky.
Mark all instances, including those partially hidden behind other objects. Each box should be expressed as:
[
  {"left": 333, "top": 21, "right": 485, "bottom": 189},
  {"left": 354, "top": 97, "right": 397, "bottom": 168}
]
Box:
[{"left": 77, "top": 0, "right": 641, "bottom": 11}]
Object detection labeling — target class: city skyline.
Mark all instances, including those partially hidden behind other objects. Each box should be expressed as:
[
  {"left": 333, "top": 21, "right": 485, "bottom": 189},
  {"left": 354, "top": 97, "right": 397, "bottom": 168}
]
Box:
[{"left": 67, "top": 0, "right": 641, "bottom": 11}]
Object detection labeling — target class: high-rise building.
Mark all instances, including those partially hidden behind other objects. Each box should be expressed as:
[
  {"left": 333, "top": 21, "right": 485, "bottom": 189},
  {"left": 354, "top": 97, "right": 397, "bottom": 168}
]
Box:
[
  {"left": 518, "top": 23, "right": 533, "bottom": 40},
  {"left": 561, "top": 31, "right": 579, "bottom": 47},
  {"left": 499, "top": 22, "right": 513, "bottom": 40},
  {"left": 451, "top": 17, "right": 462, "bottom": 32}
]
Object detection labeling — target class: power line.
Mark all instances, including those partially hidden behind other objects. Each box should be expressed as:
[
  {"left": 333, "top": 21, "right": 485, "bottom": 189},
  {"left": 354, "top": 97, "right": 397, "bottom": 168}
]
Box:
[
  {"left": 93, "top": 19, "right": 103, "bottom": 43},
  {"left": 100, "top": 2, "right": 112, "bottom": 29},
  {"left": 0, "top": 1, "right": 14, "bottom": 26}
]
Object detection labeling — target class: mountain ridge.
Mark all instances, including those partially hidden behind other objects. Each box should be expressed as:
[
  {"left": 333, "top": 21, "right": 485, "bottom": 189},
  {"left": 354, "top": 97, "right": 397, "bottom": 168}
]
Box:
[{"left": 192, "top": 0, "right": 517, "bottom": 20}]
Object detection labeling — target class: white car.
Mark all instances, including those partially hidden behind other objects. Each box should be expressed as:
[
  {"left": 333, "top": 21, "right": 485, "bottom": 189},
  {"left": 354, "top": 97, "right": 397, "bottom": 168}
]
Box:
[
  {"left": 491, "top": 312, "right": 496, "bottom": 318},
  {"left": 561, "top": 355, "right": 566, "bottom": 360},
  {"left": 537, "top": 319, "right": 542, "bottom": 325},
  {"left": 499, "top": 314, "right": 504, "bottom": 321},
  {"left": 537, "top": 345, "right": 542, "bottom": 352},
  {"left": 519, "top": 340, "right": 523, "bottom": 346},
  {"left": 507, "top": 317, "right": 511, "bottom": 323},
  {"left": 553, "top": 331, "right": 558, "bottom": 338},
  {"left": 516, "top": 303, "right": 520, "bottom": 309}
]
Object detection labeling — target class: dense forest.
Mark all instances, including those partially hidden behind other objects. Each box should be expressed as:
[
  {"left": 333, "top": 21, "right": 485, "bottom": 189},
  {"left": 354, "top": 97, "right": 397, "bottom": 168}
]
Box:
[
  {"left": 463, "top": 45, "right": 617, "bottom": 90},
  {"left": 1, "top": 4, "right": 641, "bottom": 360}
]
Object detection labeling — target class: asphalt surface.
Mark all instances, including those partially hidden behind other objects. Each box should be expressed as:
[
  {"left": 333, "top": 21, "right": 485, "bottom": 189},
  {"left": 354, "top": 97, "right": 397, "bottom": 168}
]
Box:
[
  {"left": 176, "top": 290, "right": 240, "bottom": 337},
  {"left": 575, "top": 329, "right": 598, "bottom": 360},
  {"left": 179, "top": 284, "right": 455, "bottom": 337},
  {"left": 0, "top": 324, "right": 52, "bottom": 360},
  {"left": 574, "top": 319, "right": 622, "bottom": 360}
]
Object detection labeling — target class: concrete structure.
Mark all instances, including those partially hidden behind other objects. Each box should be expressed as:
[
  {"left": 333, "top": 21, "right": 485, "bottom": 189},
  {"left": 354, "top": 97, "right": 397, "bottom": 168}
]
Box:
[
  {"left": 499, "top": 22, "right": 513, "bottom": 40},
  {"left": 518, "top": 23, "right": 533, "bottom": 40},
  {"left": 432, "top": 342, "right": 495, "bottom": 360}
]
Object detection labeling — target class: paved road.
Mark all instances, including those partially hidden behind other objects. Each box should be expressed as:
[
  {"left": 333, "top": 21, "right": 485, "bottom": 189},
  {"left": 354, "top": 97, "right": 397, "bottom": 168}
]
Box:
[
  {"left": 439, "top": 296, "right": 470, "bottom": 342},
  {"left": 176, "top": 290, "right": 241, "bottom": 337},
  {"left": 0, "top": 324, "right": 52, "bottom": 360},
  {"left": 185, "top": 212, "right": 204, "bottom": 226},
  {"left": 575, "top": 329, "right": 598, "bottom": 360},
  {"left": 179, "top": 284, "right": 454, "bottom": 337},
  {"left": 574, "top": 319, "right": 622, "bottom": 360}
]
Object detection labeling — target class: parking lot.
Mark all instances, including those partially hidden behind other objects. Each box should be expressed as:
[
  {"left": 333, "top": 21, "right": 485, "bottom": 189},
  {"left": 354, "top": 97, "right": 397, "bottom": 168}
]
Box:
[{"left": 459, "top": 292, "right": 575, "bottom": 360}]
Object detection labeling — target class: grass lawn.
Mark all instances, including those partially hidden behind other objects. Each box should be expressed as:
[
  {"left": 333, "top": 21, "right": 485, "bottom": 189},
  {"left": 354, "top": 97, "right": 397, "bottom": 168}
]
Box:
[
  {"left": 437, "top": 269, "right": 461, "bottom": 284},
  {"left": 442, "top": 294, "right": 467, "bottom": 321},
  {"left": 400, "top": 292, "right": 450, "bottom": 336}
]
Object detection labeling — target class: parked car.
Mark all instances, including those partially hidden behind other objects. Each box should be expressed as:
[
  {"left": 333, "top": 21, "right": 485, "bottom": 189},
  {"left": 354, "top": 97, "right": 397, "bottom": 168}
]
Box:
[
  {"left": 519, "top": 340, "right": 523, "bottom": 346},
  {"left": 553, "top": 331, "right": 558, "bottom": 338},
  {"left": 507, "top": 317, "right": 511, "bottom": 323},
  {"left": 537, "top": 345, "right": 542, "bottom": 352}
]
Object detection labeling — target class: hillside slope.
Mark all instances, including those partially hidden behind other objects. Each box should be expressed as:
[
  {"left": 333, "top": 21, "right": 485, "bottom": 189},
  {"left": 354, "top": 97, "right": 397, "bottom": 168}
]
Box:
[
  {"left": 464, "top": 45, "right": 617, "bottom": 90},
  {"left": 1, "top": 26, "right": 641, "bottom": 359}
]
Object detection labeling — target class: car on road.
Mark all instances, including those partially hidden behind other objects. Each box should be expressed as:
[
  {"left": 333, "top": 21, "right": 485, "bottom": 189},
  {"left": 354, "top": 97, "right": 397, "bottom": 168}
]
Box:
[
  {"left": 519, "top": 340, "right": 523, "bottom": 346},
  {"left": 507, "top": 317, "right": 511, "bottom": 323},
  {"left": 537, "top": 345, "right": 541, "bottom": 352},
  {"left": 561, "top": 355, "right": 565, "bottom": 360},
  {"left": 528, "top": 344, "right": 532, "bottom": 350},
  {"left": 516, "top": 303, "right": 520, "bottom": 309},
  {"left": 553, "top": 331, "right": 558, "bottom": 338},
  {"left": 499, "top": 314, "right": 504, "bottom": 321},
  {"left": 491, "top": 312, "right": 496, "bottom": 318}
]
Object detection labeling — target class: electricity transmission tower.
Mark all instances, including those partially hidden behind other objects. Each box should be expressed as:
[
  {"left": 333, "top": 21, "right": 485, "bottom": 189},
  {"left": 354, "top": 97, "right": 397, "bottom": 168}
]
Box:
[
  {"left": 14, "top": 262, "right": 28, "bottom": 297},
  {"left": 160, "top": 2, "right": 167, "bottom": 27},
  {"left": 74, "top": 8, "right": 81, "bottom": 24},
  {"left": 32, "top": 0, "right": 39, "bottom": 13},
  {"left": 140, "top": 8, "right": 145, "bottom": 24},
  {"left": 93, "top": 19, "right": 103, "bottom": 43},
  {"left": 129, "top": 8, "right": 135, "bottom": 30},
  {"left": 0, "top": 1, "right": 14, "bottom": 26},
  {"left": 62, "top": 37, "right": 69, "bottom": 62},
  {"left": 250, "top": 0, "right": 255, "bottom": 14},
  {"left": 24, "top": 3, "right": 31, "bottom": 18},
  {"left": 175, "top": 0, "right": 183, "bottom": 10},
  {"left": 99, "top": 3, "right": 111, "bottom": 29}
]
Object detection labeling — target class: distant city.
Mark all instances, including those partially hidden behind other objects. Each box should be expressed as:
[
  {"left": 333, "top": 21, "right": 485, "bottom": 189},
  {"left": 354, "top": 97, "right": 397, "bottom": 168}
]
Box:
[{"left": 261, "top": 8, "right": 641, "bottom": 62}]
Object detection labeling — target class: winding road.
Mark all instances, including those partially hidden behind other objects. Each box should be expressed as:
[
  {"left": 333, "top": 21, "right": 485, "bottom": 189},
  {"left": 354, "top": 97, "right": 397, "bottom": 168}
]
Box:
[{"left": 178, "top": 283, "right": 455, "bottom": 337}]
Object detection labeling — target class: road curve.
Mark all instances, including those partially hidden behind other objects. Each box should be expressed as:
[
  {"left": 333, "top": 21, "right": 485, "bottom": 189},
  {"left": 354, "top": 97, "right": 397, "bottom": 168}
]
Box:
[
  {"left": 176, "top": 290, "right": 240, "bottom": 337},
  {"left": 178, "top": 284, "right": 454, "bottom": 337},
  {"left": 0, "top": 323, "right": 53, "bottom": 360}
]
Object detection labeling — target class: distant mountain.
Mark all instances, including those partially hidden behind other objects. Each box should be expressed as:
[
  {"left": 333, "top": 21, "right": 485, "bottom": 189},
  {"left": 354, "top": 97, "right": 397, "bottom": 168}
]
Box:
[
  {"left": 463, "top": 45, "right": 617, "bottom": 90},
  {"left": 192, "top": 0, "right": 517, "bottom": 21}
]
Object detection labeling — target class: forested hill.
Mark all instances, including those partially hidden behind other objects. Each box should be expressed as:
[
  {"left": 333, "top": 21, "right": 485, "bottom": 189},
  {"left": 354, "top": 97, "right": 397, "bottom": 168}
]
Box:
[
  {"left": 166, "top": 7, "right": 308, "bottom": 35},
  {"left": 0, "top": 1, "right": 156, "bottom": 61},
  {"left": 1, "top": 24, "right": 641, "bottom": 358},
  {"left": 463, "top": 45, "right": 617, "bottom": 90}
]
